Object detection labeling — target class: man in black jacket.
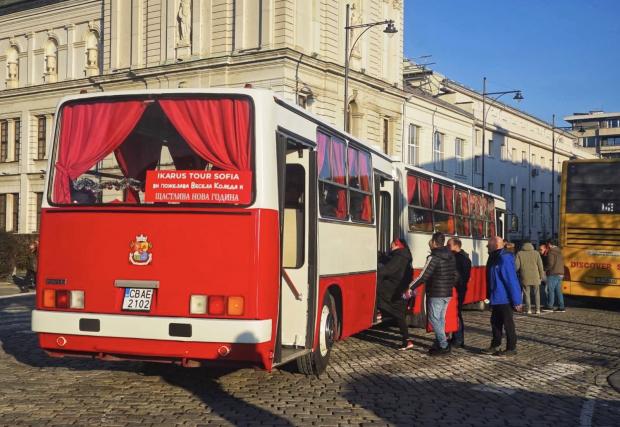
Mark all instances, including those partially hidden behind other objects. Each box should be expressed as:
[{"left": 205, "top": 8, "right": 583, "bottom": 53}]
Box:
[
  {"left": 377, "top": 239, "right": 414, "bottom": 350},
  {"left": 448, "top": 237, "right": 471, "bottom": 347},
  {"left": 407, "top": 232, "right": 458, "bottom": 355}
]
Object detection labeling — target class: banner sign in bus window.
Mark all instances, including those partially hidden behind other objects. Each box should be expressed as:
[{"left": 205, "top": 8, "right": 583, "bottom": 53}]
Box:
[{"left": 145, "top": 170, "right": 252, "bottom": 204}]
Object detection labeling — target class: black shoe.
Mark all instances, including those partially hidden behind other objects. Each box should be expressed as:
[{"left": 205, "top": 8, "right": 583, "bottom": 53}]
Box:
[
  {"left": 429, "top": 345, "right": 451, "bottom": 356},
  {"left": 481, "top": 346, "right": 500, "bottom": 355},
  {"left": 493, "top": 349, "right": 517, "bottom": 356},
  {"left": 450, "top": 339, "right": 464, "bottom": 348}
]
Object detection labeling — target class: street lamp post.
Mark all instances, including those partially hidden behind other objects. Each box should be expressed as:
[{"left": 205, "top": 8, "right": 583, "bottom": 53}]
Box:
[
  {"left": 343, "top": 4, "right": 397, "bottom": 132},
  {"left": 480, "top": 77, "right": 524, "bottom": 190}
]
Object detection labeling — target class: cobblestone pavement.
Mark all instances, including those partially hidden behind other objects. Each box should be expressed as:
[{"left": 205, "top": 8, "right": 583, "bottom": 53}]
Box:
[{"left": 1, "top": 295, "right": 618, "bottom": 426}]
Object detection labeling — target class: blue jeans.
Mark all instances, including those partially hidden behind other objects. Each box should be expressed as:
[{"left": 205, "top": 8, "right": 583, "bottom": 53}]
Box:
[
  {"left": 546, "top": 275, "right": 564, "bottom": 309},
  {"left": 428, "top": 297, "right": 451, "bottom": 349}
]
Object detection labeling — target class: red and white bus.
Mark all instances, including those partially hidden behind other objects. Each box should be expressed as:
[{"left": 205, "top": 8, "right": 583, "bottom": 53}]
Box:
[
  {"left": 400, "top": 167, "right": 506, "bottom": 329},
  {"left": 31, "top": 88, "right": 505, "bottom": 374},
  {"left": 32, "top": 88, "right": 397, "bottom": 375}
]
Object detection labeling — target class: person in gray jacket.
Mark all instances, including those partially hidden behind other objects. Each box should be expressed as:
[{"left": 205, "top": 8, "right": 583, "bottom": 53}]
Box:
[{"left": 514, "top": 241, "right": 546, "bottom": 314}]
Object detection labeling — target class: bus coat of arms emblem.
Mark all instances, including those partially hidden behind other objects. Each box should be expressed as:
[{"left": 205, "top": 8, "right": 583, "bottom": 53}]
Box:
[{"left": 129, "top": 234, "right": 153, "bottom": 266}]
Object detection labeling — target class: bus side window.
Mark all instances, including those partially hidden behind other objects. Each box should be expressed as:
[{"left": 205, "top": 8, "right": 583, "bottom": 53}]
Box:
[{"left": 283, "top": 164, "right": 305, "bottom": 269}]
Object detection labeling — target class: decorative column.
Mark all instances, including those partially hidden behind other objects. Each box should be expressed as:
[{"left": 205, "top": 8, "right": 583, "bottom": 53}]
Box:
[
  {"left": 26, "top": 33, "right": 35, "bottom": 86},
  {"left": 65, "top": 24, "right": 75, "bottom": 79}
]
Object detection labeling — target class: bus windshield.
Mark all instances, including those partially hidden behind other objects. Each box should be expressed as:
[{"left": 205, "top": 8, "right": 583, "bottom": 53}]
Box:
[
  {"left": 48, "top": 96, "right": 253, "bottom": 206},
  {"left": 566, "top": 163, "right": 620, "bottom": 214}
]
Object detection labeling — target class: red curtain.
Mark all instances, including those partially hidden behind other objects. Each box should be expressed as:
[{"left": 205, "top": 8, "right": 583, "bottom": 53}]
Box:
[
  {"left": 461, "top": 192, "right": 471, "bottom": 235},
  {"left": 433, "top": 182, "right": 441, "bottom": 209},
  {"left": 419, "top": 178, "right": 431, "bottom": 208},
  {"left": 359, "top": 151, "right": 372, "bottom": 222},
  {"left": 330, "top": 138, "right": 347, "bottom": 219},
  {"left": 444, "top": 186, "right": 455, "bottom": 233},
  {"left": 53, "top": 101, "right": 148, "bottom": 204},
  {"left": 114, "top": 134, "right": 163, "bottom": 203},
  {"left": 407, "top": 175, "right": 417, "bottom": 205},
  {"left": 159, "top": 98, "right": 251, "bottom": 171},
  {"left": 348, "top": 147, "right": 359, "bottom": 187},
  {"left": 317, "top": 131, "right": 329, "bottom": 179}
]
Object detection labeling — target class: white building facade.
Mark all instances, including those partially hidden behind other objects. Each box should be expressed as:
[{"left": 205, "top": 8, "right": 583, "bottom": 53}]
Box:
[
  {"left": 403, "top": 64, "right": 594, "bottom": 244},
  {"left": 0, "top": 0, "right": 406, "bottom": 234}
]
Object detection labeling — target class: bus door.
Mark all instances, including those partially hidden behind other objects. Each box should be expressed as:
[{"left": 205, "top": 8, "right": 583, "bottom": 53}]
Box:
[
  {"left": 376, "top": 174, "right": 397, "bottom": 258},
  {"left": 274, "top": 132, "right": 317, "bottom": 365}
]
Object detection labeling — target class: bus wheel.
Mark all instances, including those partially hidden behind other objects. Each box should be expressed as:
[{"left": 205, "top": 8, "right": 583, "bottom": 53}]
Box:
[{"left": 297, "top": 293, "right": 338, "bottom": 376}]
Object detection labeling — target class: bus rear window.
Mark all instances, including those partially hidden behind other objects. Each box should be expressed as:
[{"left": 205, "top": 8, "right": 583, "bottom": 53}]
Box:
[
  {"left": 49, "top": 97, "right": 253, "bottom": 206},
  {"left": 566, "top": 163, "right": 620, "bottom": 214}
]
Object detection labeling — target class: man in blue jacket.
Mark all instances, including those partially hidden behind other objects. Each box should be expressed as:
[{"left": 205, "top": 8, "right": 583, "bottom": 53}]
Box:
[{"left": 482, "top": 236, "right": 523, "bottom": 356}]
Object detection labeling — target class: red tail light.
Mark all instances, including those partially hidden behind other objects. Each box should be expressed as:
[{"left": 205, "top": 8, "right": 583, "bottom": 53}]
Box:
[
  {"left": 55, "top": 290, "right": 70, "bottom": 308},
  {"left": 208, "top": 296, "right": 226, "bottom": 315}
]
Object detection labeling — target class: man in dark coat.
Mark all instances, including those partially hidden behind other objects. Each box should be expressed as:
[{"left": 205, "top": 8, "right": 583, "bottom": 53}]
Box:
[
  {"left": 447, "top": 237, "right": 471, "bottom": 347},
  {"left": 377, "top": 239, "right": 413, "bottom": 350},
  {"left": 407, "top": 232, "right": 458, "bottom": 356}
]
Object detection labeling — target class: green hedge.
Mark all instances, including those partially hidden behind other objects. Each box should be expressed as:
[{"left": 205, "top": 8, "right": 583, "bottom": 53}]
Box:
[{"left": 0, "top": 232, "right": 38, "bottom": 280}]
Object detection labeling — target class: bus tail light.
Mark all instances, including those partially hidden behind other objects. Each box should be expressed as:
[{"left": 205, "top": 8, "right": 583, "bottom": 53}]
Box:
[
  {"left": 42, "top": 289, "right": 84, "bottom": 309},
  {"left": 56, "top": 290, "right": 70, "bottom": 308},
  {"left": 190, "top": 295, "right": 207, "bottom": 314},
  {"left": 208, "top": 296, "right": 226, "bottom": 315},
  {"left": 227, "top": 296, "right": 244, "bottom": 316},
  {"left": 43, "top": 289, "right": 56, "bottom": 308},
  {"left": 70, "top": 290, "right": 85, "bottom": 309}
]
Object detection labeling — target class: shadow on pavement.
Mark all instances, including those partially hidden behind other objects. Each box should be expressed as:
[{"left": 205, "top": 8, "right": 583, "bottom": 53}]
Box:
[
  {"left": 0, "top": 295, "right": 294, "bottom": 425},
  {"left": 341, "top": 373, "right": 619, "bottom": 427}
]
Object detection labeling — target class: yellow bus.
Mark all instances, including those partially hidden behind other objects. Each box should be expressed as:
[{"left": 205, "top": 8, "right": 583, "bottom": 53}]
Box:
[{"left": 560, "top": 159, "right": 620, "bottom": 298}]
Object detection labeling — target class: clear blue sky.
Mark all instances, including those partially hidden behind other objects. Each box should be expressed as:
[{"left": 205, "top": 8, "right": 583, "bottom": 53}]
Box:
[{"left": 403, "top": 0, "right": 620, "bottom": 126}]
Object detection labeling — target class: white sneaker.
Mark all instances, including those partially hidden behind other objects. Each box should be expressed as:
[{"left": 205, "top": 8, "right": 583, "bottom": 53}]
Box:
[{"left": 527, "top": 310, "right": 532, "bottom": 314}]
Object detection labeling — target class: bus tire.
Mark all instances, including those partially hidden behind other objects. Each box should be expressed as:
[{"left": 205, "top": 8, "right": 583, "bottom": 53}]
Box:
[{"left": 297, "top": 293, "right": 338, "bottom": 376}]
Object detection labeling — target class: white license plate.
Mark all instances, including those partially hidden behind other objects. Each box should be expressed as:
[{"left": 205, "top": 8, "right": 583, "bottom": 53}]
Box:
[{"left": 122, "top": 288, "right": 153, "bottom": 311}]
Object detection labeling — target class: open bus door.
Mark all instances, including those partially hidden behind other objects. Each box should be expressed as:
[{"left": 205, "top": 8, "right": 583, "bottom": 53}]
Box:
[{"left": 273, "top": 131, "right": 318, "bottom": 369}]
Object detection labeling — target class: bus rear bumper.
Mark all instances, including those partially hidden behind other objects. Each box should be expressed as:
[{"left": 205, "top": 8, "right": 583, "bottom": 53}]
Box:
[
  {"left": 32, "top": 310, "right": 274, "bottom": 368},
  {"left": 32, "top": 309, "right": 272, "bottom": 343}
]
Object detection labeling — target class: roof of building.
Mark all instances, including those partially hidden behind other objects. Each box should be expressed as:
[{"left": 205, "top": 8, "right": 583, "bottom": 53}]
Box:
[{"left": 564, "top": 112, "right": 620, "bottom": 121}]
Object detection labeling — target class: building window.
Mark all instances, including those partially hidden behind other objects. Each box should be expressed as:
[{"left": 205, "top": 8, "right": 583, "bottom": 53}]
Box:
[
  {"left": 0, "top": 121, "right": 7, "bottom": 162},
  {"left": 488, "top": 139, "right": 494, "bottom": 157},
  {"left": 488, "top": 182, "right": 494, "bottom": 193},
  {"left": 433, "top": 131, "right": 444, "bottom": 171},
  {"left": 521, "top": 187, "right": 526, "bottom": 229},
  {"left": 11, "top": 193, "right": 19, "bottom": 232},
  {"left": 474, "top": 155, "right": 481, "bottom": 174},
  {"left": 512, "top": 148, "right": 517, "bottom": 164},
  {"left": 521, "top": 150, "right": 527, "bottom": 166},
  {"left": 500, "top": 184, "right": 505, "bottom": 198},
  {"left": 14, "top": 119, "right": 20, "bottom": 162},
  {"left": 540, "top": 156, "right": 545, "bottom": 171},
  {"left": 407, "top": 124, "right": 420, "bottom": 166},
  {"left": 510, "top": 186, "right": 516, "bottom": 214},
  {"left": 36, "top": 192, "right": 43, "bottom": 232},
  {"left": 500, "top": 143, "right": 507, "bottom": 161},
  {"left": 455, "top": 138, "right": 465, "bottom": 175},
  {"left": 383, "top": 118, "right": 390, "bottom": 154},
  {"left": 0, "top": 194, "right": 6, "bottom": 231},
  {"left": 540, "top": 191, "right": 545, "bottom": 229},
  {"left": 579, "top": 136, "right": 597, "bottom": 148},
  {"left": 37, "top": 116, "right": 47, "bottom": 159},
  {"left": 531, "top": 153, "right": 536, "bottom": 167}
]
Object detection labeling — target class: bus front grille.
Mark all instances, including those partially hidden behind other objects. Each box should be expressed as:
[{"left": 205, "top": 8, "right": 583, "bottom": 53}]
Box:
[{"left": 566, "top": 227, "right": 620, "bottom": 247}]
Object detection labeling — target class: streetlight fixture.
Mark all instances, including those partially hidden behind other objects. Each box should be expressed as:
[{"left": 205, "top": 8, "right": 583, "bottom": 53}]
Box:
[
  {"left": 343, "top": 4, "right": 397, "bottom": 132},
  {"left": 480, "top": 76, "right": 524, "bottom": 190}
]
